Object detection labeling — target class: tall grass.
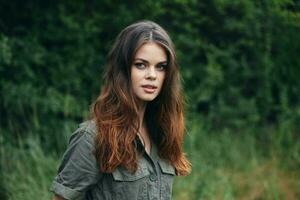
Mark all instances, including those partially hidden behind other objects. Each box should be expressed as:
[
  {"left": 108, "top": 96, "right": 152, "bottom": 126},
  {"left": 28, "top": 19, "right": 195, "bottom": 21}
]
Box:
[
  {"left": 1, "top": 134, "right": 58, "bottom": 200},
  {"left": 173, "top": 118, "right": 300, "bottom": 200},
  {"left": 1, "top": 120, "right": 299, "bottom": 200}
]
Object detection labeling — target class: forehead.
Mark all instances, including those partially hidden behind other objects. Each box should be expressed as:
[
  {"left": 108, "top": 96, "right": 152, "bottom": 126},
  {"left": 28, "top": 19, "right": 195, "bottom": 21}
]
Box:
[{"left": 134, "top": 42, "right": 167, "bottom": 62}]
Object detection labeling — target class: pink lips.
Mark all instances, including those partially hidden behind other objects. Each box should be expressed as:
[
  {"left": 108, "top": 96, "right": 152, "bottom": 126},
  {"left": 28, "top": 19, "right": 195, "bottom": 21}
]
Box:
[{"left": 141, "top": 85, "right": 157, "bottom": 93}]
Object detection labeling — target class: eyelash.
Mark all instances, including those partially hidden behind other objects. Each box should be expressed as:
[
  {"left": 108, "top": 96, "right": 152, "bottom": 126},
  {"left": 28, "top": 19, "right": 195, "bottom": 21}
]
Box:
[
  {"left": 134, "top": 63, "right": 167, "bottom": 71},
  {"left": 134, "top": 62, "right": 146, "bottom": 69},
  {"left": 157, "top": 64, "right": 167, "bottom": 71}
]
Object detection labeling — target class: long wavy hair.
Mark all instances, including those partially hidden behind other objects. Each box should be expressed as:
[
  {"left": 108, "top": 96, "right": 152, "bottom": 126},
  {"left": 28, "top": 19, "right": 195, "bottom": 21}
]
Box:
[{"left": 90, "top": 20, "right": 191, "bottom": 176}]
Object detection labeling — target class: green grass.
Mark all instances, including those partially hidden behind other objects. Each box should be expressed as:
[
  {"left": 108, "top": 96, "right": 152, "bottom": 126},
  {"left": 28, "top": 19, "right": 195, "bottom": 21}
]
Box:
[
  {"left": 173, "top": 119, "right": 300, "bottom": 200},
  {"left": 1, "top": 135, "right": 58, "bottom": 200},
  {"left": 1, "top": 121, "right": 300, "bottom": 200}
]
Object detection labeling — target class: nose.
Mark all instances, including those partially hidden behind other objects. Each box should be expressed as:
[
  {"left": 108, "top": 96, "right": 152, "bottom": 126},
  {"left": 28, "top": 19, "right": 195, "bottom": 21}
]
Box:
[{"left": 145, "top": 66, "right": 157, "bottom": 80}]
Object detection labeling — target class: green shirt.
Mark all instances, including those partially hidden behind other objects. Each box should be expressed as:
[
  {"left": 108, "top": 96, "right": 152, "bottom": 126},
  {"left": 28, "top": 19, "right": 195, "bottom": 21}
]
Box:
[{"left": 50, "top": 120, "right": 176, "bottom": 200}]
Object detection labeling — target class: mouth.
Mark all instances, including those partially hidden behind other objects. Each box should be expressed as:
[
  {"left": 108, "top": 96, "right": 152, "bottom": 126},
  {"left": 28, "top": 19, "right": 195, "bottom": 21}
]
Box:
[
  {"left": 141, "top": 85, "right": 157, "bottom": 89},
  {"left": 141, "top": 85, "right": 158, "bottom": 93}
]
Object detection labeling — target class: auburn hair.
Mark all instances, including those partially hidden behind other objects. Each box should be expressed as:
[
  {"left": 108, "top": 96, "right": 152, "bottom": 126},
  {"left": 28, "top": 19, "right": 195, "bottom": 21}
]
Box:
[{"left": 90, "top": 20, "right": 191, "bottom": 176}]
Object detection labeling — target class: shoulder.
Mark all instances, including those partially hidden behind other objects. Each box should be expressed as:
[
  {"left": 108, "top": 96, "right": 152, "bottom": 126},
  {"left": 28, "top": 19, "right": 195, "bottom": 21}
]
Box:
[
  {"left": 78, "top": 119, "right": 97, "bottom": 135},
  {"left": 68, "top": 119, "right": 98, "bottom": 145}
]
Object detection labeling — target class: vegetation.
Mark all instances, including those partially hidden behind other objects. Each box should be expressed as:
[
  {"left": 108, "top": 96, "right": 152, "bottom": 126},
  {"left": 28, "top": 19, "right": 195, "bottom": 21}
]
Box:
[{"left": 1, "top": 0, "right": 299, "bottom": 199}]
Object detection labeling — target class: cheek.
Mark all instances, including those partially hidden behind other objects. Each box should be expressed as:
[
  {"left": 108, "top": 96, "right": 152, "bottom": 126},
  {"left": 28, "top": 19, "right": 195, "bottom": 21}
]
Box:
[
  {"left": 131, "top": 68, "right": 144, "bottom": 82},
  {"left": 130, "top": 70, "right": 138, "bottom": 85},
  {"left": 131, "top": 75, "right": 141, "bottom": 87},
  {"left": 159, "top": 73, "right": 166, "bottom": 86},
  {"left": 131, "top": 72, "right": 144, "bottom": 91}
]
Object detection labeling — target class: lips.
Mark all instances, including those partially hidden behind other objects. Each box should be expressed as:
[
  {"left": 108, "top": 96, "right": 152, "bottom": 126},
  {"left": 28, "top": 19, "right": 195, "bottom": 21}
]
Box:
[
  {"left": 141, "top": 85, "right": 157, "bottom": 89},
  {"left": 141, "top": 85, "right": 157, "bottom": 93}
]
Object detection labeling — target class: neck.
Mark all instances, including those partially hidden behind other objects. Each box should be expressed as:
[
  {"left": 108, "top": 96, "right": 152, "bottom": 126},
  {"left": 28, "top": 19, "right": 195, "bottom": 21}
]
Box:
[
  {"left": 138, "top": 102, "right": 147, "bottom": 129},
  {"left": 137, "top": 101, "right": 151, "bottom": 154}
]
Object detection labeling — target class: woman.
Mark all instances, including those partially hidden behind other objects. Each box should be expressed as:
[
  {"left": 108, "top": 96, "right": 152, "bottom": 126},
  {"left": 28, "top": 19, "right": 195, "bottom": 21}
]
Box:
[{"left": 51, "top": 20, "right": 191, "bottom": 200}]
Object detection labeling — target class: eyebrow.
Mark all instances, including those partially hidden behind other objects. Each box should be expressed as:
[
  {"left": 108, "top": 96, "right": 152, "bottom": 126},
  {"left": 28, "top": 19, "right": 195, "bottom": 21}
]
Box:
[{"left": 134, "top": 58, "right": 167, "bottom": 64}]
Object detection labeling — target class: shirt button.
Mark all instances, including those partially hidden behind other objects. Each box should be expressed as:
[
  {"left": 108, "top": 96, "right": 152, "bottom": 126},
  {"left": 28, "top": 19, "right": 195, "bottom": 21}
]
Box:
[{"left": 149, "top": 173, "right": 157, "bottom": 182}]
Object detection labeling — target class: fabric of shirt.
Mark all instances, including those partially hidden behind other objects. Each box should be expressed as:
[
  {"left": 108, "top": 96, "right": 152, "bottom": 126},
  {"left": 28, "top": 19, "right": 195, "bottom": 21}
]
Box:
[{"left": 50, "top": 120, "right": 176, "bottom": 200}]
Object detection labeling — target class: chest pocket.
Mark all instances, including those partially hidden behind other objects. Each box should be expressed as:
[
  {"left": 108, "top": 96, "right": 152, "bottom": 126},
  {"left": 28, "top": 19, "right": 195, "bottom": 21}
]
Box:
[
  {"left": 112, "top": 164, "right": 150, "bottom": 182},
  {"left": 158, "top": 159, "right": 176, "bottom": 200},
  {"left": 110, "top": 160, "right": 150, "bottom": 200}
]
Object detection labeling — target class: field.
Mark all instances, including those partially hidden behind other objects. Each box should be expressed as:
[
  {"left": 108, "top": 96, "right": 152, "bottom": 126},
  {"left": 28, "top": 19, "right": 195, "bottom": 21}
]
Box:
[{"left": 1, "top": 119, "right": 299, "bottom": 200}]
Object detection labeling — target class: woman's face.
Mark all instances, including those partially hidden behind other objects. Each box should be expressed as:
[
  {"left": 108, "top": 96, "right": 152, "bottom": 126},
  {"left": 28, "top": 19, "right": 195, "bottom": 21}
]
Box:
[{"left": 131, "top": 42, "right": 167, "bottom": 103}]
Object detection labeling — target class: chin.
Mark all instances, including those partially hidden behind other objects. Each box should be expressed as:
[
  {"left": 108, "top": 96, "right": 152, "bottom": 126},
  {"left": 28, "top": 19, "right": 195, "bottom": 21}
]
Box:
[
  {"left": 141, "top": 97, "right": 156, "bottom": 102},
  {"left": 138, "top": 95, "right": 157, "bottom": 102}
]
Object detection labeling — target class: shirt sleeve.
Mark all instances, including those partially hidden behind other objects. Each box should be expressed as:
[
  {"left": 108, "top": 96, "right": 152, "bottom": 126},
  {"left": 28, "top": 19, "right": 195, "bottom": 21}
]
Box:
[{"left": 50, "top": 122, "right": 102, "bottom": 200}]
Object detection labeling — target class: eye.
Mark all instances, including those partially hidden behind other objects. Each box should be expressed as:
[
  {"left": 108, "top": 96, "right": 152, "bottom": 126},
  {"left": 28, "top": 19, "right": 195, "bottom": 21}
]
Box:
[
  {"left": 134, "top": 62, "right": 146, "bottom": 69},
  {"left": 156, "top": 63, "right": 167, "bottom": 71}
]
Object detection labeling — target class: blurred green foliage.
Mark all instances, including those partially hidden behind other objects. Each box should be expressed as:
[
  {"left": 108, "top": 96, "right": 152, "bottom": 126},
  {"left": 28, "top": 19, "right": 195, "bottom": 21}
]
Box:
[
  {"left": 1, "top": 0, "right": 300, "bottom": 199},
  {"left": 1, "top": 1, "right": 300, "bottom": 141}
]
